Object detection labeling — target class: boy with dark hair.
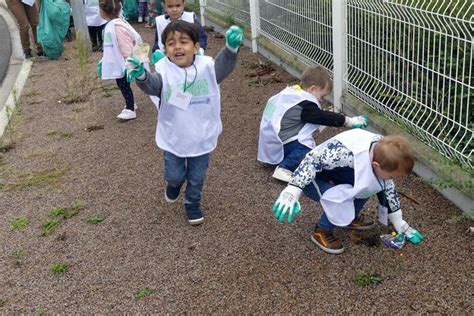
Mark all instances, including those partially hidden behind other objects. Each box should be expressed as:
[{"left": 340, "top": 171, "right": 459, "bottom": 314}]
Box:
[
  {"left": 272, "top": 129, "right": 424, "bottom": 254},
  {"left": 125, "top": 21, "right": 243, "bottom": 225},
  {"left": 258, "top": 65, "right": 369, "bottom": 183}
]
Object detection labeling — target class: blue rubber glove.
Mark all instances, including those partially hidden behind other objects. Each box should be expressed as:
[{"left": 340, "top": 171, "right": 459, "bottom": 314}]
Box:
[
  {"left": 151, "top": 49, "right": 165, "bottom": 65},
  {"left": 272, "top": 185, "right": 302, "bottom": 223},
  {"left": 344, "top": 114, "right": 369, "bottom": 128},
  {"left": 125, "top": 56, "right": 145, "bottom": 83},
  {"left": 225, "top": 25, "right": 243, "bottom": 53},
  {"left": 97, "top": 60, "right": 102, "bottom": 78}
]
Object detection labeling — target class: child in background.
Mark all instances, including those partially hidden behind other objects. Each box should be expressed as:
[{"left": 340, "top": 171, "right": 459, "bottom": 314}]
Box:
[
  {"left": 84, "top": 0, "right": 107, "bottom": 52},
  {"left": 145, "top": 0, "right": 163, "bottom": 28},
  {"left": 258, "top": 65, "right": 369, "bottom": 183},
  {"left": 151, "top": 0, "right": 207, "bottom": 54},
  {"left": 125, "top": 21, "right": 243, "bottom": 225},
  {"left": 98, "top": 0, "right": 143, "bottom": 120},
  {"left": 137, "top": 0, "right": 148, "bottom": 23},
  {"left": 272, "top": 129, "right": 424, "bottom": 254}
]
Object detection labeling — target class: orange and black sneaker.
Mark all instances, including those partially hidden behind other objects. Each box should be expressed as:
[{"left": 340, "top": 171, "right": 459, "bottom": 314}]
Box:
[
  {"left": 311, "top": 228, "right": 344, "bottom": 254},
  {"left": 343, "top": 214, "right": 375, "bottom": 231}
]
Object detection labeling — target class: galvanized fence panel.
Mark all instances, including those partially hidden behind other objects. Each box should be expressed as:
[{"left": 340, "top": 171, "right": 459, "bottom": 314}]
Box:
[{"left": 203, "top": 0, "right": 473, "bottom": 168}]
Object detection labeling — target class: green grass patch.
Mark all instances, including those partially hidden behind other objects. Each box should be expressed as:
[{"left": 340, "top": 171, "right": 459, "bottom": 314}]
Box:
[
  {"left": 0, "top": 141, "right": 14, "bottom": 153},
  {"left": 447, "top": 213, "right": 470, "bottom": 224},
  {"left": 353, "top": 271, "right": 383, "bottom": 287},
  {"left": 2, "top": 165, "right": 69, "bottom": 191},
  {"left": 10, "top": 217, "right": 28, "bottom": 230},
  {"left": 41, "top": 218, "right": 60, "bottom": 236},
  {"left": 50, "top": 261, "right": 69, "bottom": 275},
  {"left": 48, "top": 202, "right": 83, "bottom": 219},
  {"left": 47, "top": 129, "right": 73, "bottom": 138},
  {"left": 86, "top": 214, "right": 105, "bottom": 224},
  {"left": 11, "top": 249, "right": 27, "bottom": 259},
  {"left": 24, "top": 90, "right": 40, "bottom": 98},
  {"left": 135, "top": 287, "right": 155, "bottom": 300}
]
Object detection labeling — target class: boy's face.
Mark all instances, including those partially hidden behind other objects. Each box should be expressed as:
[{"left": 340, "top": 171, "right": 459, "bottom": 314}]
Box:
[
  {"left": 163, "top": 0, "right": 185, "bottom": 21},
  {"left": 307, "top": 84, "right": 331, "bottom": 103},
  {"left": 372, "top": 162, "right": 406, "bottom": 180},
  {"left": 165, "top": 31, "right": 199, "bottom": 67}
]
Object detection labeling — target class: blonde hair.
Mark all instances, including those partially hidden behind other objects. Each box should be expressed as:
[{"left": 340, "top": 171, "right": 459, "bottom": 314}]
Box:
[
  {"left": 300, "top": 65, "right": 333, "bottom": 92},
  {"left": 99, "top": 0, "right": 122, "bottom": 19},
  {"left": 373, "top": 135, "right": 415, "bottom": 174}
]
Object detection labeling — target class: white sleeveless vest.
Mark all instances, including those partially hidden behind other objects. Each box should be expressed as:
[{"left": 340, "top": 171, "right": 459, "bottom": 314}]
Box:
[
  {"left": 320, "top": 129, "right": 384, "bottom": 226},
  {"left": 84, "top": 0, "right": 106, "bottom": 27},
  {"left": 257, "top": 86, "right": 322, "bottom": 164},
  {"left": 101, "top": 18, "right": 142, "bottom": 80},
  {"left": 155, "top": 11, "right": 195, "bottom": 52},
  {"left": 154, "top": 56, "right": 221, "bottom": 157}
]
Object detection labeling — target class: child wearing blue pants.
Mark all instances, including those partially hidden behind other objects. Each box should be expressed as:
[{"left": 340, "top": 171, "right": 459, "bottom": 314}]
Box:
[{"left": 125, "top": 21, "right": 243, "bottom": 225}]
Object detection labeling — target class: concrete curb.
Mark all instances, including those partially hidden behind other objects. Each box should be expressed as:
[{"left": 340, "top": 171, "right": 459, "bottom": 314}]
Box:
[
  {"left": 0, "top": 0, "right": 32, "bottom": 137},
  {"left": 206, "top": 20, "right": 473, "bottom": 216}
]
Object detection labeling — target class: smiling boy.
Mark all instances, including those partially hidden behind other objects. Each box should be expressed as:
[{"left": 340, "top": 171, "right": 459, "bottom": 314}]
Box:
[{"left": 125, "top": 21, "right": 243, "bottom": 225}]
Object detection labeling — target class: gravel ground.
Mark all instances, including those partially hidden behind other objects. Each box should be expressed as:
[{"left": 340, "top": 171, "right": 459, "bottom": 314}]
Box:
[{"left": 0, "top": 23, "right": 472, "bottom": 314}]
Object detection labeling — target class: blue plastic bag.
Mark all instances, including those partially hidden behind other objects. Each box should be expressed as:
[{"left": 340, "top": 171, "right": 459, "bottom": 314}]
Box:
[
  {"left": 122, "top": 0, "right": 138, "bottom": 20},
  {"left": 37, "top": 0, "right": 71, "bottom": 60}
]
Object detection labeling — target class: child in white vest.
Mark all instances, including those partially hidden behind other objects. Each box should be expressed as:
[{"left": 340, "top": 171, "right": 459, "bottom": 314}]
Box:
[
  {"left": 258, "top": 66, "right": 369, "bottom": 183},
  {"left": 125, "top": 20, "right": 243, "bottom": 225},
  {"left": 151, "top": 0, "right": 207, "bottom": 55},
  {"left": 84, "top": 0, "right": 107, "bottom": 52},
  {"left": 97, "top": 0, "right": 143, "bottom": 120},
  {"left": 272, "top": 129, "right": 424, "bottom": 254}
]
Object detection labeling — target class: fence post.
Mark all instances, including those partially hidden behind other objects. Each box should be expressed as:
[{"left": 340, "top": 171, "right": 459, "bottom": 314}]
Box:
[
  {"left": 249, "top": 0, "right": 260, "bottom": 53},
  {"left": 70, "top": 0, "right": 91, "bottom": 54},
  {"left": 199, "top": 0, "right": 206, "bottom": 27},
  {"left": 332, "top": 0, "right": 347, "bottom": 113}
]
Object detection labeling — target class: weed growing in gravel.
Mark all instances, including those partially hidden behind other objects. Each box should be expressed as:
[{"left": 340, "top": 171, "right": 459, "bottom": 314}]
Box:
[
  {"left": 2, "top": 164, "right": 69, "bottom": 191},
  {"left": 86, "top": 214, "right": 105, "bottom": 224},
  {"left": 353, "top": 271, "right": 383, "bottom": 287},
  {"left": 48, "top": 202, "right": 84, "bottom": 219},
  {"left": 10, "top": 217, "right": 28, "bottom": 230},
  {"left": 11, "top": 249, "right": 27, "bottom": 259},
  {"left": 47, "top": 129, "right": 73, "bottom": 138},
  {"left": 0, "top": 141, "right": 14, "bottom": 153},
  {"left": 24, "top": 90, "right": 40, "bottom": 98},
  {"left": 50, "top": 262, "right": 69, "bottom": 275},
  {"left": 41, "top": 218, "right": 60, "bottom": 236},
  {"left": 447, "top": 213, "right": 470, "bottom": 224},
  {"left": 34, "top": 311, "right": 47, "bottom": 316},
  {"left": 135, "top": 287, "right": 156, "bottom": 300}
]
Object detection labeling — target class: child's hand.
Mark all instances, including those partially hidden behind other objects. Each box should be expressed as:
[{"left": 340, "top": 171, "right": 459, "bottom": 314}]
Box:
[
  {"left": 404, "top": 226, "right": 424, "bottom": 244},
  {"left": 344, "top": 114, "right": 369, "bottom": 128},
  {"left": 225, "top": 25, "right": 243, "bottom": 53},
  {"left": 388, "top": 210, "right": 424, "bottom": 245},
  {"left": 125, "top": 56, "right": 145, "bottom": 82},
  {"left": 272, "top": 185, "right": 302, "bottom": 223},
  {"left": 151, "top": 50, "right": 165, "bottom": 65}
]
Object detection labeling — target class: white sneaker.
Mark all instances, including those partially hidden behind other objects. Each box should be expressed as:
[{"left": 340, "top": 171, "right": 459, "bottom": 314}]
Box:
[
  {"left": 117, "top": 109, "right": 136, "bottom": 120},
  {"left": 272, "top": 166, "right": 292, "bottom": 182},
  {"left": 138, "top": 16, "right": 143, "bottom": 23}
]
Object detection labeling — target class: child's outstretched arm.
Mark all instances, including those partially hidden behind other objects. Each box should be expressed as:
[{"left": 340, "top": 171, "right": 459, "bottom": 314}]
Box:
[
  {"left": 125, "top": 56, "right": 164, "bottom": 97},
  {"left": 214, "top": 26, "right": 243, "bottom": 84}
]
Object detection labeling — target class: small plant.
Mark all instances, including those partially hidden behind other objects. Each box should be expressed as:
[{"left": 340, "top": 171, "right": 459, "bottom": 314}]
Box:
[
  {"left": 86, "top": 214, "right": 105, "bottom": 224},
  {"left": 353, "top": 271, "right": 383, "bottom": 287},
  {"left": 10, "top": 217, "right": 28, "bottom": 230},
  {"left": 0, "top": 142, "right": 14, "bottom": 153},
  {"left": 11, "top": 249, "right": 27, "bottom": 259},
  {"left": 2, "top": 165, "right": 69, "bottom": 191},
  {"left": 48, "top": 202, "right": 83, "bottom": 219},
  {"left": 47, "top": 129, "right": 73, "bottom": 138},
  {"left": 447, "top": 213, "right": 470, "bottom": 224},
  {"left": 135, "top": 287, "right": 155, "bottom": 300},
  {"left": 41, "top": 218, "right": 60, "bottom": 236},
  {"left": 50, "top": 261, "right": 69, "bottom": 275}
]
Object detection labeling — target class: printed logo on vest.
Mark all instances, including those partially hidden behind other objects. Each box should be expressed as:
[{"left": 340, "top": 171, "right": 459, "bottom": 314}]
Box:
[{"left": 263, "top": 101, "right": 276, "bottom": 119}]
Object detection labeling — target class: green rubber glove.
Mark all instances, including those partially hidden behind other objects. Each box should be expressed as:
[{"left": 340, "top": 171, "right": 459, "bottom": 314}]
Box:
[
  {"left": 272, "top": 185, "right": 302, "bottom": 223},
  {"left": 344, "top": 114, "right": 369, "bottom": 128},
  {"left": 225, "top": 25, "right": 243, "bottom": 53},
  {"left": 404, "top": 227, "right": 424, "bottom": 245},
  {"left": 125, "top": 56, "right": 145, "bottom": 83},
  {"left": 196, "top": 48, "right": 204, "bottom": 56},
  {"left": 97, "top": 60, "right": 102, "bottom": 78},
  {"left": 151, "top": 49, "right": 165, "bottom": 65}
]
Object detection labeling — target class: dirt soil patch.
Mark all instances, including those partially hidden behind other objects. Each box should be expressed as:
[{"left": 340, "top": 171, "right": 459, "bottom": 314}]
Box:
[{"left": 0, "top": 23, "right": 472, "bottom": 313}]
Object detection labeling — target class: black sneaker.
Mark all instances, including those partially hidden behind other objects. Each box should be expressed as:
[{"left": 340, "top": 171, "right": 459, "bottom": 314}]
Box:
[
  {"left": 342, "top": 214, "right": 375, "bottom": 231},
  {"left": 164, "top": 183, "right": 181, "bottom": 203},
  {"left": 185, "top": 203, "right": 204, "bottom": 226},
  {"left": 311, "top": 228, "right": 345, "bottom": 254},
  {"left": 24, "top": 50, "right": 33, "bottom": 59}
]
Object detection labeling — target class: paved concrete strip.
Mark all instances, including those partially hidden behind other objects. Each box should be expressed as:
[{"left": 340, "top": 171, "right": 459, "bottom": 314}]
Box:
[
  {"left": 0, "top": 14, "right": 12, "bottom": 84},
  {"left": 0, "top": 59, "right": 32, "bottom": 137}
]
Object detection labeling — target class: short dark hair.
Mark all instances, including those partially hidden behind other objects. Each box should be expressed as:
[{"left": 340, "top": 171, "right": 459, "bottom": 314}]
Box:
[
  {"left": 99, "top": 0, "right": 122, "bottom": 19},
  {"left": 162, "top": 20, "right": 199, "bottom": 47}
]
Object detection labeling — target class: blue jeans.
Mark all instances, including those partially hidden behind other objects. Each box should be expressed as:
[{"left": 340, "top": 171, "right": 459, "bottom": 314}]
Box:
[
  {"left": 303, "top": 179, "right": 369, "bottom": 231},
  {"left": 163, "top": 151, "right": 210, "bottom": 206},
  {"left": 279, "top": 140, "right": 311, "bottom": 172}
]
